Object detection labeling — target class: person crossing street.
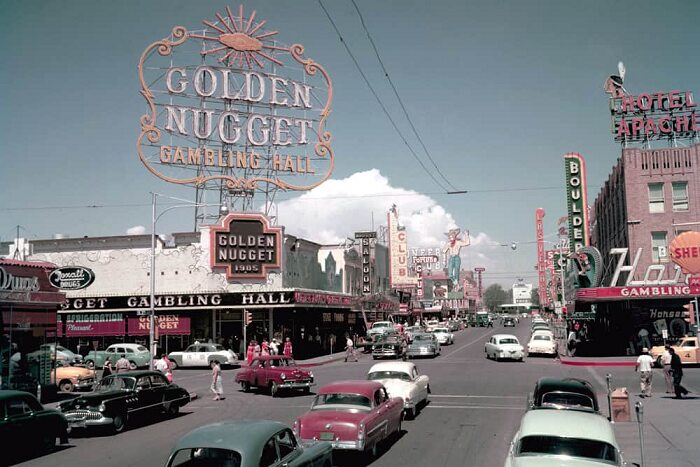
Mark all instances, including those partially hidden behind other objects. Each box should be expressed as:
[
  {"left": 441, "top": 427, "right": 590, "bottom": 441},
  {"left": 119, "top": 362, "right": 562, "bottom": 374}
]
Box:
[{"left": 344, "top": 333, "right": 358, "bottom": 362}]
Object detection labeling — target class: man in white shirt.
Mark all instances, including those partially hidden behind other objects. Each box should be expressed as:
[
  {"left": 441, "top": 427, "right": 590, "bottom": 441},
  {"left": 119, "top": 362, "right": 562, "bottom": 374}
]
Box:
[
  {"left": 635, "top": 347, "right": 654, "bottom": 397},
  {"left": 344, "top": 334, "right": 358, "bottom": 362},
  {"left": 661, "top": 345, "right": 673, "bottom": 393}
]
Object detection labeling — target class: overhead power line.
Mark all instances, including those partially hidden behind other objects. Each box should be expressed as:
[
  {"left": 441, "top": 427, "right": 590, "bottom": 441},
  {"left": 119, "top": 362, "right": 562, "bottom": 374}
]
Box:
[{"left": 350, "top": 0, "right": 460, "bottom": 192}]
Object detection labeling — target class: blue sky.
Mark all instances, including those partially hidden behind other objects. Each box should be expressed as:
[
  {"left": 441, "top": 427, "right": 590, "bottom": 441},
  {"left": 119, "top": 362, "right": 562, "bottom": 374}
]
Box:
[{"left": 1, "top": 0, "right": 699, "bottom": 285}]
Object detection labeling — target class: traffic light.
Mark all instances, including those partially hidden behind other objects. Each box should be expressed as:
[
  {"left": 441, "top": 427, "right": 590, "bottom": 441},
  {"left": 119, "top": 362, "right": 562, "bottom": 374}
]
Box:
[
  {"left": 245, "top": 310, "right": 253, "bottom": 326},
  {"left": 682, "top": 302, "right": 696, "bottom": 325}
]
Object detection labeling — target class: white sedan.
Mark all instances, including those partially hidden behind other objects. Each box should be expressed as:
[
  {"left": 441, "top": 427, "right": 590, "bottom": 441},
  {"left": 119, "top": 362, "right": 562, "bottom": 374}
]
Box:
[
  {"left": 527, "top": 333, "right": 557, "bottom": 356},
  {"left": 367, "top": 361, "right": 430, "bottom": 419},
  {"left": 168, "top": 343, "right": 238, "bottom": 368},
  {"left": 485, "top": 334, "right": 524, "bottom": 361},
  {"left": 431, "top": 327, "right": 454, "bottom": 345}
]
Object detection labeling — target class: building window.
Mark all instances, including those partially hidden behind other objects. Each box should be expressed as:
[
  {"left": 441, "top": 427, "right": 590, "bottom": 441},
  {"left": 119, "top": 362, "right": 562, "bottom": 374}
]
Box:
[
  {"left": 651, "top": 231, "right": 668, "bottom": 262},
  {"left": 648, "top": 183, "right": 664, "bottom": 213},
  {"left": 672, "top": 181, "right": 689, "bottom": 211}
]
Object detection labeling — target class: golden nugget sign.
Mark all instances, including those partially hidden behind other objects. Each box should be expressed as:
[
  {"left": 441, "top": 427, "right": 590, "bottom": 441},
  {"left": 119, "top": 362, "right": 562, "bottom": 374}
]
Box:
[{"left": 137, "top": 5, "right": 333, "bottom": 191}]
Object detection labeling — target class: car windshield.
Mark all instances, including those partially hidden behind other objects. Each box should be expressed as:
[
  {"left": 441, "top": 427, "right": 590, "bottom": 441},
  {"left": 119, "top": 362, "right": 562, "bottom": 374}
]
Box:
[
  {"left": 433, "top": 328, "right": 448, "bottom": 333},
  {"left": 168, "top": 448, "right": 242, "bottom": 467},
  {"left": 269, "top": 358, "right": 296, "bottom": 367},
  {"left": 541, "top": 392, "right": 595, "bottom": 410},
  {"left": 312, "top": 393, "right": 372, "bottom": 411},
  {"left": 136, "top": 345, "right": 148, "bottom": 353},
  {"left": 413, "top": 335, "right": 433, "bottom": 342},
  {"left": 94, "top": 376, "right": 135, "bottom": 392},
  {"left": 368, "top": 371, "right": 411, "bottom": 382},
  {"left": 517, "top": 435, "right": 619, "bottom": 465},
  {"left": 499, "top": 338, "right": 518, "bottom": 345},
  {"left": 373, "top": 323, "right": 391, "bottom": 328},
  {"left": 533, "top": 335, "right": 551, "bottom": 341}
]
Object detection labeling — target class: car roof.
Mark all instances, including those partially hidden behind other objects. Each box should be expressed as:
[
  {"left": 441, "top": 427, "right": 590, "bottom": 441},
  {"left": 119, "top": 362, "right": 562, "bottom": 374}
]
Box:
[
  {"left": 368, "top": 361, "right": 415, "bottom": 374},
  {"left": 0, "top": 390, "right": 39, "bottom": 401},
  {"left": 318, "top": 380, "right": 384, "bottom": 397},
  {"left": 492, "top": 334, "right": 518, "bottom": 340},
  {"left": 171, "top": 420, "right": 288, "bottom": 456},
  {"left": 518, "top": 410, "right": 617, "bottom": 446},
  {"left": 535, "top": 377, "right": 595, "bottom": 395},
  {"left": 109, "top": 343, "right": 145, "bottom": 348}
]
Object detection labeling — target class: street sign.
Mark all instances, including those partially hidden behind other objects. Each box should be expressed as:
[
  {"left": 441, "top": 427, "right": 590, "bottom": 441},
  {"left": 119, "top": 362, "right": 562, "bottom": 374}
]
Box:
[{"left": 136, "top": 310, "right": 149, "bottom": 316}]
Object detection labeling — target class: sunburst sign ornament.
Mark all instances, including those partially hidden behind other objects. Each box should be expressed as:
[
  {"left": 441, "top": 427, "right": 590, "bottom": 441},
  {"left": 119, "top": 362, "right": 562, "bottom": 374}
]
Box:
[{"left": 137, "top": 5, "right": 333, "bottom": 192}]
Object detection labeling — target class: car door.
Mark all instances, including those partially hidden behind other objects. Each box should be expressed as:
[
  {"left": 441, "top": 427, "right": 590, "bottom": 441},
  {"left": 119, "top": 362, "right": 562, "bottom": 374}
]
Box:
[
  {"left": 150, "top": 373, "right": 172, "bottom": 407},
  {"left": 134, "top": 375, "right": 159, "bottom": 414},
  {"left": 275, "top": 428, "right": 302, "bottom": 466},
  {"left": 181, "top": 345, "right": 197, "bottom": 367},
  {"left": 413, "top": 366, "right": 429, "bottom": 401},
  {"left": 1, "top": 396, "right": 32, "bottom": 446},
  {"left": 680, "top": 339, "right": 697, "bottom": 363}
]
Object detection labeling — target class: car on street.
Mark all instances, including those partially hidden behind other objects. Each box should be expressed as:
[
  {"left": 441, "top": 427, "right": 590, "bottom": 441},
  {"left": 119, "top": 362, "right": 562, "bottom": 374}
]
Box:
[
  {"left": 366, "top": 361, "right": 429, "bottom": 419},
  {"left": 58, "top": 370, "right": 190, "bottom": 433},
  {"left": 235, "top": 355, "right": 315, "bottom": 397},
  {"left": 407, "top": 333, "right": 440, "bottom": 358},
  {"left": 528, "top": 377, "right": 599, "bottom": 413},
  {"left": 371, "top": 334, "right": 405, "bottom": 360},
  {"left": 447, "top": 320, "right": 461, "bottom": 332},
  {"left": 526, "top": 333, "right": 557, "bottom": 357},
  {"left": 84, "top": 343, "right": 152, "bottom": 370},
  {"left": 168, "top": 342, "right": 238, "bottom": 369},
  {"left": 404, "top": 325, "right": 424, "bottom": 342},
  {"left": 485, "top": 334, "right": 524, "bottom": 361},
  {"left": 424, "top": 319, "right": 440, "bottom": 331},
  {"left": 504, "top": 410, "right": 622, "bottom": 466},
  {"left": 0, "top": 390, "right": 69, "bottom": 463},
  {"left": 165, "top": 420, "right": 333, "bottom": 467},
  {"left": 431, "top": 327, "right": 454, "bottom": 345},
  {"left": 27, "top": 343, "right": 83, "bottom": 365},
  {"left": 366, "top": 321, "right": 395, "bottom": 341},
  {"left": 503, "top": 317, "right": 516, "bottom": 327},
  {"left": 476, "top": 311, "right": 490, "bottom": 327},
  {"left": 294, "top": 380, "right": 404, "bottom": 458},
  {"left": 54, "top": 362, "right": 97, "bottom": 392},
  {"left": 650, "top": 336, "right": 700, "bottom": 367}
]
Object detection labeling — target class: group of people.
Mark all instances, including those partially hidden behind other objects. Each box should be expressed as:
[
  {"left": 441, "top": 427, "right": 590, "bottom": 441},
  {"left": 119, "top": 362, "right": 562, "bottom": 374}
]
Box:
[
  {"left": 245, "top": 337, "right": 293, "bottom": 365},
  {"left": 635, "top": 346, "right": 690, "bottom": 399},
  {"left": 101, "top": 353, "right": 174, "bottom": 382}
]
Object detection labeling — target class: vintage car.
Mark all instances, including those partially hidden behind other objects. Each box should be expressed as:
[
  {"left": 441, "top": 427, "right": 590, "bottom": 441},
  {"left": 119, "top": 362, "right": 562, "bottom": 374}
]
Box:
[
  {"left": 528, "top": 377, "right": 599, "bottom": 412},
  {"left": 27, "top": 343, "right": 83, "bottom": 365},
  {"left": 366, "top": 361, "right": 429, "bottom": 419},
  {"left": 503, "top": 317, "right": 516, "bottom": 327},
  {"left": 366, "top": 321, "right": 395, "bottom": 341},
  {"left": 0, "top": 390, "right": 69, "bottom": 462},
  {"left": 235, "top": 355, "right": 314, "bottom": 397},
  {"left": 168, "top": 343, "right": 238, "bottom": 369},
  {"left": 431, "top": 327, "right": 454, "bottom": 345},
  {"left": 485, "top": 334, "right": 524, "bottom": 361},
  {"left": 294, "top": 380, "right": 404, "bottom": 458},
  {"left": 54, "top": 363, "right": 97, "bottom": 392},
  {"left": 424, "top": 319, "right": 440, "bottom": 331},
  {"left": 403, "top": 325, "right": 424, "bottom": 342},
  {"left": 526, "top": 333, "right": 557, "bottom": 357},
  {"left": 476, "top": 311, "right": 490, "bottom": 327},
  {"left": 650, "top": 336, "right": 700, "bottom": 366},
  {"left": 407, "top": 333, "right": 440, "bottom": 358},
  {"left": 58, "top": 370, "right": 190, "bottom": 433},
  {"left": 504, "top": 410, "right": 623, "bottom": 466},
  {"left": 84, "top": 343, "right": 152, "bottom": 370},
  {"left": 372, "top": 335, "right": 405, "bottom": 360},
  {"left": 447, "top": 320, "right": 461, "bottom": 332},
  {"left": 165, "top": 420, "right": 333, "bottom": 467}
]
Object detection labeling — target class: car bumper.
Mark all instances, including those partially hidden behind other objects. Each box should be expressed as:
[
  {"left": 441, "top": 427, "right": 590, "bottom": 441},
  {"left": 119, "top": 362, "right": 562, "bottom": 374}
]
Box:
[
  {"left": 372, "top": 350, "right": 399, "bottom": 358},
  {"left": 528, "top": 347, "right": 556, "bottom": 354},
  {"left": 498, "top": 351, "right": 524, "bottom": 359},
  {"left": 302, "top": 438, "right": 364, "bottom": 451},
  {"left": 278, "top": 380, "right": 315, "bottom": 389},
  {"left": 63, "top": 410, "right": 113, "bottom": 428},
  {"left": 408, "top": 348, "right": 436, "bottom": 356},
  {"left": 75, "top": 378, "right": 96, "bottom": 390}
]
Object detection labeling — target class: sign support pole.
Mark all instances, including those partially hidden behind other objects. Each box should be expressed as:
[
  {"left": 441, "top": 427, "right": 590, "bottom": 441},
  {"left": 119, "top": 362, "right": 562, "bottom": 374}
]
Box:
[{"left": 242, "top": 310, "right": 247, "bottom": 363}]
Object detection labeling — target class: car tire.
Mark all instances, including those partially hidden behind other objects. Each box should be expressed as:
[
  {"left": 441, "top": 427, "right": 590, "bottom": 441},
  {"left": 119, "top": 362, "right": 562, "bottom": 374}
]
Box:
[
  {"left": 129, "top": 361, "right": 137, "bottom": 370},
  {"left": 85, "top": 359, "right": 95, "bottom": 369},
  {"left": 270, "top": 381, "right": 279, "bottom": 397},
  {"left": 59, "top": 380, "right": 74, "bottom": 393},
  {"left": 113, "top": 413, "right": 127, "bottom": 433},
  {"left": 165, "top": 402, "right": 179, "bottom": 417},
  {"left": 406, "top": 406, "right": 416, "bottom": 420},
  {"left": 303, "top": 387, "right": 311, "bottom": 395},
  {"left": 241, "top": 381, "right": 251, "bottom": 392},
  {"left": 170, "top": 359, "right": 178, "bottom": 370},
  {"left": 373, "top": 356, "right": 379, "bottom": 360}
]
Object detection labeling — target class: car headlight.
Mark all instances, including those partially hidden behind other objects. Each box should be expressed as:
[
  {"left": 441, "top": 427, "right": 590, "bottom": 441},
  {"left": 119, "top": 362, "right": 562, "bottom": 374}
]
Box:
[
  {"left": 280, "top": 372, "right": 286, "bottom": 380},
  {"left": 308, "top": 370, "right": 314, "bottom": 378},
  {"left": 98, "top": 403, "right": 106, "bottom": 412}
]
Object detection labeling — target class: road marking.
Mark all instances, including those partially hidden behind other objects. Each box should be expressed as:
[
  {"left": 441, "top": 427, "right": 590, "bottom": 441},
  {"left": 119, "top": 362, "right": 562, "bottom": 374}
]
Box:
[
  {"left": 426, "top": 405, "right": 523, "bottom": 410},
  {"left": 431, "top": 394, "right": 526, "bottom": 399},
  {"left": 442, "top": 330, "right": 498, "bottom": 358}
]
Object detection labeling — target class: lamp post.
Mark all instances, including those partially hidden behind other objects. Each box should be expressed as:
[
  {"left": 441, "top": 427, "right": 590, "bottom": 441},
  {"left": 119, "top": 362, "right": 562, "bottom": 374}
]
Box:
[{"left": 149, "top": 192, "right": 220, "bottom": 370}]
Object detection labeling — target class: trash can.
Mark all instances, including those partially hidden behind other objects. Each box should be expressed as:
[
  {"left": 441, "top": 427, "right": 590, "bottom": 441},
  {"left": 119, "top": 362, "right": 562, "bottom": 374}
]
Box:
[{"left": 611, "top": 387, "right": 631, "bottom": 422}]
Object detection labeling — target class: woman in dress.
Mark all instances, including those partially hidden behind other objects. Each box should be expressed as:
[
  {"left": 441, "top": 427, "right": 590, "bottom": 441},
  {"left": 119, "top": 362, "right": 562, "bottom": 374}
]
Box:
[
  {"left": 283, "top": 337, "right": 293, "bottom": 358},
  {"left": 246, "top": 341, "right": 255, "bottom": 365},
  {"left": 210, "top": 360, "right": 223, "bottom": 401},
  {"left": 102, "top": 357, "right": 113, "bottom": 379}
]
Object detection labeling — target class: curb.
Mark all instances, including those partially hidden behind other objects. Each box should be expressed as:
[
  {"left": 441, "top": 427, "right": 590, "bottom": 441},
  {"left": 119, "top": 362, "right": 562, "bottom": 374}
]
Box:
[
  {"left": 560, "top": 358, "right": 636, "bottom": 367},
  {"left": 298, "top": 355, "right": 350, "bottom": 367}
]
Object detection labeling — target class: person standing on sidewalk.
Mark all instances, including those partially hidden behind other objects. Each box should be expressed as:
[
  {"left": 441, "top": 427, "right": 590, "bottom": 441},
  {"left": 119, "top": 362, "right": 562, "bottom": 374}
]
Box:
[
  {"left": 283, "top": 337, "right": 293, "bottom": 358},
  {"left": 670, "top": 347, "right": 689, "bottom": 399},
  {"left": 662, "top": 345, "right": 674, "bottom": 393},
  {"left": 344, "top": 333, "right": 358, "bottom": 362},
  {"left": 635, "top": 347, "right": 654, "bottom": 398}
]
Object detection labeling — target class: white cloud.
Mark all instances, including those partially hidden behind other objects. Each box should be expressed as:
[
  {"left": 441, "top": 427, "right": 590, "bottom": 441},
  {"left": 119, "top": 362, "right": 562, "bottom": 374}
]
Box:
[{"left": 126, "top": 225, "right": 146, "bottom": 235}]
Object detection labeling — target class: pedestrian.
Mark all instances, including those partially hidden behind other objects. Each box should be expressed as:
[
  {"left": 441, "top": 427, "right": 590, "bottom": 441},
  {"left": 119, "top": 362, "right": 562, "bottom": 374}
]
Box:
[
  {"left": 670, "top": 347, "right": 689, "bottom": 399},
  {"left": 662, "top": 345, "right": 673, "bottom": 393},
  {"left": 210, "top": 360, "right": 223, "bottom": 401},
  {"left": 115, "top": 354, "right": 130, "bottom": 373},
  {"left": 102, "top": 357, "right": 113, "bottom": 378},
  {"left": 253, "top": 340, "right": 261, "bottom": 359},
  {"left": 344, "top": 333, "right": 358, "bottom": 362},
  {"left": 567, "top": 329, "right": 577, "bottom": 357},
  {"left": 261, "top": 338, "right": 270, "bottom": 356},
  {"left": 270, "top": 338, "right": 279, "bottom": 356},
  {"left": 635, "top": 347, "right": 654, "bottom": 398},
  {"left": 246, "top": 341, "right": 255, "bottom": 365},
  {"left": 638, "top": 327, "right": 651, "bottom": 351},
  {"left": 283, "top": 337, "right": 293, "bottom": 358}
]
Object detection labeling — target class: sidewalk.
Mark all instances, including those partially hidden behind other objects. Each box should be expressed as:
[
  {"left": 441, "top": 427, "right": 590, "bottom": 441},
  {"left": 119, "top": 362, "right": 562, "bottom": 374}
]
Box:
[{"left": 296, "top": 349, "right": 364, "bottom": 367}]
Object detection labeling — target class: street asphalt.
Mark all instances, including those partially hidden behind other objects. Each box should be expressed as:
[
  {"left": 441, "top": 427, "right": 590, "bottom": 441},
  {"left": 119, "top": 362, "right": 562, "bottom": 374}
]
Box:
[{"left": 15, "top": 318, "right": 700, "bottom": 467}]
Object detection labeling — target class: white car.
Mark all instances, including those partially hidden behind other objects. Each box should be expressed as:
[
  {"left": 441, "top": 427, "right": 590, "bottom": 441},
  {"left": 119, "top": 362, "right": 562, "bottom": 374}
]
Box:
[
  {"left": 527, "top": 333, "right": 557, "bottom": 356},
  {"left": 431, "top": 327, "right": 454, "bottom": 345},
  {"left": 366, "top": 321, "right": 395, "bottom": 340},
  {"left": 366, "top": 361, "right": 430, "bottom": 419},
  {"left": 424, "top": 319, "right": 439, "bottom": 332},
  {"left": 485, "top": 334, "right": 524, "bottom": 361},
  {"left": 168, "top": 343, "right": 238, "bottom": 368},
  {"left": 505, "top": 410, "right": 624, "bottom": 466}
]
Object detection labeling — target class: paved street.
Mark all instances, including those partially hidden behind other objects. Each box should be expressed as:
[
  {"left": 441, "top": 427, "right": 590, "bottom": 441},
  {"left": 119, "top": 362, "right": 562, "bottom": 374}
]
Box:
[{"left": 18, "top": 320, "right": 700, "bottom": 467}]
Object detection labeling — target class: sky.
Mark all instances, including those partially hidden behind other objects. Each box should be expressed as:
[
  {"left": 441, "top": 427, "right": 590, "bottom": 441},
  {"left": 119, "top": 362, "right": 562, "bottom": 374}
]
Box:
[{"left": 2, "top": 0, "right": 700, "bottom": 287}]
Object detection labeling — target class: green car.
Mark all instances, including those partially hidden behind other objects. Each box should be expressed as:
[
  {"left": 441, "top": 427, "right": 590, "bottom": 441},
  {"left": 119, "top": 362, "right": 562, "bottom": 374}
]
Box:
[
  {"left": 0, "top": 390, "right": 69, "bottom": 463},
  {"left": 84, "top": 343, "right": 152, "bottom": 370},
  {"left": 165, "top": 420, "right": 333, "bottom": 467}
]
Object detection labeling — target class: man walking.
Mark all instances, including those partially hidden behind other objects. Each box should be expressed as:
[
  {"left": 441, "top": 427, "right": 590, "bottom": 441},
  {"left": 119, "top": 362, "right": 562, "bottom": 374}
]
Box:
[
  {"left": 344, "top": 333, "right": 358, "bottom": 362},
  {"left": 670, "top": 347, "right": 690, "bottom": 399},
  {"left": 115, "top": 354, "right": 131, "bottom": 373},
  {"left": 662, "top": 345, "right": 673, "bottom": 393},
  {"left": 635, "top": 347, "right": 654, "bottom": 398}
]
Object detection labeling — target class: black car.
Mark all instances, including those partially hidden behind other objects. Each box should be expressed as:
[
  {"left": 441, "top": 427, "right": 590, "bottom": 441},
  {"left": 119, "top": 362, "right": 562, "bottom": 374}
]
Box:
[
  {"left": 503, "top": 317, "right": 516, "bottom": 327},
  {"left": 58, "top": 370, "right": 190, "bottom": 433},
  {"left": 372, "top": 335, "right": 405, "bottom": 360},
  {"left": 0, "top": 390, "right": 69, "bottom": 463},
  {"left": 528, "top": 377, "right": 599, "bottom": 413}
]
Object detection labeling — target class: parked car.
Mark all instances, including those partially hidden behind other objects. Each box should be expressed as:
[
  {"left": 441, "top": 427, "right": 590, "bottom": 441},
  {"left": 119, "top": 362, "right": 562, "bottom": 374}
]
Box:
[
  {"left": 366, "top": 321, "right": 395, "bottom": 341},
  {"left": 503, "top": 317, "right": 516, "bottom": 327},
  {"left": 504, "top": 410, "right": 623, "bottom": 466},
  {"left": 27, "top": 343, "right": 83, "bottom": 365},
  {"left": 294, "top": 380, "right": 403, "bottom": 458},
  {"left": 84, "top": 343, "right": 152, "bottom": 370},
  {"left": 431, "top": 327, "right": 454, "bottom": 345},
  {"left": 235, "top": 355, "right": 314, "bottom": 397},
  {"left": 165, "top": 420, "right": 333, "bottom": 467},
  {"left": 366, "top": 361, "right": 429, "bottom": 419},
  {"left": 407, "top": 333, "right": 440, "bottom": 358},
  {"left": 650, "top": 336, "right": 700, "bottom": 367},
  {"left": 485, "top": 334, "right": 524, "bottom": 361},
  {"left": 528, "top": 377, "right": 599, "bottom": 413},
  {"left": 526, "top": 333, "right": 557, "bottom": 357},
  {"left": 372, "top": 335, "right": 405, "bottom": 360},
  {"left": 0, "top": 390, "right": 69, "bottom": 462},
  {"left": 168, "top": 343, "right": 238, "bottom": 369},
  {"left": 58, "top": 370, "right": 190, "bottom": 433},
  {"left": 54, "top": 363, "right": 97, "bottom": 392}
]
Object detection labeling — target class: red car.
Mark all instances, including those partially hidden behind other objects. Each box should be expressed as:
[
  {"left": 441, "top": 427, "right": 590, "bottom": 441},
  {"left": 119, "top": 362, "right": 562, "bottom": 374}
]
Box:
[
  {"left": 293, "top": 380, "right": 404, "bottom": 457},
  {"left": 234, "top": 355, "right": 315, "bottom": 397}
]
